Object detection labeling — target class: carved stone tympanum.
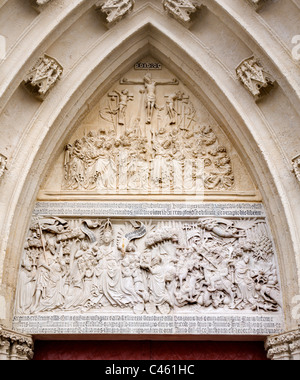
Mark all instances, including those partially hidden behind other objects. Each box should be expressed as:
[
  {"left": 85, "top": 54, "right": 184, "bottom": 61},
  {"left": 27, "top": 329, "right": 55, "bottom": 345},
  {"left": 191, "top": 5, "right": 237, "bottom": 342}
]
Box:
[
  {"left": 62, "top": 72, "right": 234, "bottom": 195},
  {"left": 23, "top": 55, "right": 63, "bottom": 100},
  {"left": 236, "top": 57, "right": 275, "bottom": 100}
]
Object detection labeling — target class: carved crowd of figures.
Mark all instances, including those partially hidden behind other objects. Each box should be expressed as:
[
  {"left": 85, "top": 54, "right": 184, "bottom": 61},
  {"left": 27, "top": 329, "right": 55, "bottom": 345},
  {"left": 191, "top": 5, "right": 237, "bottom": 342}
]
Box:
[
  {"left": 15, "top": 217, "right": 281, "bottom": 316},
  {"left": 63, "top": 79, "right": 234, "bottom": 193}
]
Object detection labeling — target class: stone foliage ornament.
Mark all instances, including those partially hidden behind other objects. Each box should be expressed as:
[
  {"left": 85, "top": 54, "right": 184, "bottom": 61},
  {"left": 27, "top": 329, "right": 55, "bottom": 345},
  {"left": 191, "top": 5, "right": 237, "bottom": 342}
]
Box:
[
  {"left": 95, "top": 0, "right": 135, "bottom": 25},
  {"left": 23, "top": 55, "right": 63, "bottom": 100},
  {"left": 0, "top": 154, "right": 7, "bottom": 180},
  {"left": 163, "top": 0, "right": 198, "bottom": 24},
  {"left": 265, "top": 328, "right": 300, "bottom": 360},
  {"left": 247, "top": 0, "right": 269, "bottom": 11},
  {"left": 15, "top": 216, "right": 282, "bottom": 317},
  {"left": 292, "top": 155, "right": 300, "bottom": 182},
  {"left": 236, "top": 57, "right": 276, "bottom": 100},
  {"left": 0, "top": 325, "right": 33, "bottom": 361}
]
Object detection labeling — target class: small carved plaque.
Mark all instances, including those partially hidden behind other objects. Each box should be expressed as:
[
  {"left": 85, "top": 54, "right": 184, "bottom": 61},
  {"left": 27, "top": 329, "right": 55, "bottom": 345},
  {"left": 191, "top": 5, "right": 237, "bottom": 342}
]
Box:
[{"left": 135, "top": 62, "right": 162, "bottom": 70}]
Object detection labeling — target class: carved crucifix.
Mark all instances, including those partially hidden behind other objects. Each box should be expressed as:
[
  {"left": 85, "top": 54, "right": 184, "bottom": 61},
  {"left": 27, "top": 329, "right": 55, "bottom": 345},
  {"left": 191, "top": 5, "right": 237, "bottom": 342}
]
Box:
[{"left": 120, "top": 73, "right": 179, "bottom": 124}]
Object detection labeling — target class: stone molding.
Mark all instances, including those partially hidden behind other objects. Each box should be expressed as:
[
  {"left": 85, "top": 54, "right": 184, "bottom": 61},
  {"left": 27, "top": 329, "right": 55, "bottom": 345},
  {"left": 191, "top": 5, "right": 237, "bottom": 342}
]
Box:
[
  {"left": 0, "top": 325, "right": 34, "bottom": 361},
  {"left": 265, "top": 328, "right": 300, "bottom": 360}
]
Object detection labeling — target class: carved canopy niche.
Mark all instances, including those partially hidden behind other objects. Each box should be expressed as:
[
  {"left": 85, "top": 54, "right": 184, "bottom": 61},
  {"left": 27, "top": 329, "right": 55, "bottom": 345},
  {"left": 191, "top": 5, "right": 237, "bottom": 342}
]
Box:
[{"left": 38, "top": 59, "right": 259, "bottom": 202}]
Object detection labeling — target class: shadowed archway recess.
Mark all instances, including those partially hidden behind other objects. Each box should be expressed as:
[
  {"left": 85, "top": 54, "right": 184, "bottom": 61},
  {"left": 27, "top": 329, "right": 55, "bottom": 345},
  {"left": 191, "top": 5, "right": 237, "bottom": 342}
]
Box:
[{"left": 0, "top": 0, "right": 299, "bottom": 356}]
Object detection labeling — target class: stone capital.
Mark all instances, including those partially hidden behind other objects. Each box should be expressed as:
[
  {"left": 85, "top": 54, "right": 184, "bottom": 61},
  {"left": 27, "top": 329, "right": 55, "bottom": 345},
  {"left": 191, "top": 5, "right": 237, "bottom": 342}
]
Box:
[
  {"left": 0, "top": 325, "right": 34, "bottom": 361},
  {"left": 265, "top": 328, "right": 300, "bottom": 360}
]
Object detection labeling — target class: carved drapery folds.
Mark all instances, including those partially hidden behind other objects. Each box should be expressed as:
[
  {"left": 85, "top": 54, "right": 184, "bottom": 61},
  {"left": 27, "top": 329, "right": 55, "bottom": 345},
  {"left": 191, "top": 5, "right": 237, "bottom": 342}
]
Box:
[
  {"left": 292, "top": 155, "right": 300, "bottom": 183},
  {"left": 163, "top": 0, "right": 198, "bottom": 24},
  {"left": 23, "top": 55, "right": 63, "bottom": 100},
  {"left": 265, "top": 328, "right": 300, "bottom": 360},
  {"left": 95, "top": 0, "right": 135, "bottom": 25},
  {"left": 0, "top": 325, "right": 33, "bottom": 361},
  {"left": 236, "top": 57, "right": 275, "bottom": 101}
]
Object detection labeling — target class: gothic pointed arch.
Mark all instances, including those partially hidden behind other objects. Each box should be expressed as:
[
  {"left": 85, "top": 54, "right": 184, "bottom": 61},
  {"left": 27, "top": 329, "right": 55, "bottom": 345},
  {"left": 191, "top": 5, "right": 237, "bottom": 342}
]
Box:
[{"left": 0, "top": 1, "right": 299, "bottom": 356}]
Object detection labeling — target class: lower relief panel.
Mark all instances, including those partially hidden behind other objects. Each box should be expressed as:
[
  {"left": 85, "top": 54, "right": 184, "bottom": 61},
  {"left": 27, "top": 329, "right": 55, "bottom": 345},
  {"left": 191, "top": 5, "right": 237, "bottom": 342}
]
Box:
[{"left": 13, "top": 202, "right": 284, "bottom": 337}]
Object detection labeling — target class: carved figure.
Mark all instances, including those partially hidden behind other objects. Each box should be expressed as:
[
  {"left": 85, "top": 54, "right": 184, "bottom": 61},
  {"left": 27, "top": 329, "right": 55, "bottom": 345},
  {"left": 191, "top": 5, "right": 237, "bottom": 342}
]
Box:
[
  {"left": 16, "top": 216, "right": 282, "bottom": 316},
  {"left": 120, "top": 74, "right": 179, "bottom": 124}
]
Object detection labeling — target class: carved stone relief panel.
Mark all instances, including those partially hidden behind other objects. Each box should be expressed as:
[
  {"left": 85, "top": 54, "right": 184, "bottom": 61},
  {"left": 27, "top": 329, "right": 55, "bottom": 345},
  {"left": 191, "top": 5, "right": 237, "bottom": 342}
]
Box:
[
  {"left": 39, "top": 60, "right": 259, "bottom": 201},
  {"left": 13, "top": 202, "right": 284, "bottom": 336},
  {"left": 0, "top": 154, "right": 7, "bottom": 180}
]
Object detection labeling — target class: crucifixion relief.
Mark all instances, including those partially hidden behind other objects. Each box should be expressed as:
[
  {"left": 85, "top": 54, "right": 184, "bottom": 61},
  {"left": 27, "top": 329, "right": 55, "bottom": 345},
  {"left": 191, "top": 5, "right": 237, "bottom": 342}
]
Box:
[{"left": 120, "top": 73, "right": 179, "bottom": 124}]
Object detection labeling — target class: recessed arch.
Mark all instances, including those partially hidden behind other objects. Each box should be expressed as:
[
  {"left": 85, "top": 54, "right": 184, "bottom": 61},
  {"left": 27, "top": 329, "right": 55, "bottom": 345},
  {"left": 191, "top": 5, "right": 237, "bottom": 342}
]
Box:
[{"left": 0, "top": 2, "right": 299, "bottom": 343}]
